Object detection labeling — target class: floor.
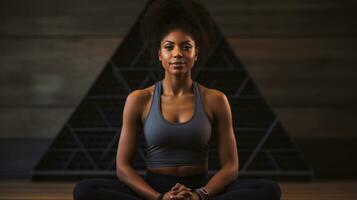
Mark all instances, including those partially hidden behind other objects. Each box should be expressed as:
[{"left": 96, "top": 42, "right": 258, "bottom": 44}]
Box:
[{"left": 0, "top": 180, "right": 356, "bottom": 200}]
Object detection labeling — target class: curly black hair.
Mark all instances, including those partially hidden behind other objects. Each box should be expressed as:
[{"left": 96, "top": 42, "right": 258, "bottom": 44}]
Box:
[{"left": 140, "top": 0, "right": 217, "bottom": 66}]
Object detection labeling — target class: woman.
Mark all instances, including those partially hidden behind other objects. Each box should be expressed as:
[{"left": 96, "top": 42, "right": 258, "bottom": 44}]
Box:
[{"left": 73, "top": 0, "right": 281, "bottom": 200}]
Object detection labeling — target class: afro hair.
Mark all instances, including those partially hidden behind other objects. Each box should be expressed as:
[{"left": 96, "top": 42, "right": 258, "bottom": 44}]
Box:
[{"left": 140, "top": 0, "right": 217, "bottom": 66}]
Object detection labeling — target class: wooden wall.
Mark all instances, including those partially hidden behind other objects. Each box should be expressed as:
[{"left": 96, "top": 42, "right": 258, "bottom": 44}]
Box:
[{"left": 1, "top": 0, "right": 356, "bottom": 139}]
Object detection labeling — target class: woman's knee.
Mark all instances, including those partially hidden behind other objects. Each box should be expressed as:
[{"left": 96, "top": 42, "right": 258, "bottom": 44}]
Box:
[
  {"left": 225, "top": 178, "right": 281, "bottom": 200},
  {"left": 73, "top": 179, "right": 111, "bottom": 200},
  {"left": 73, "top": 178, "right": 136, "bottom": 200},
  {"left": 73, "top": 179, "right": 98, "bottom": 200},
  {"left": 257, "top": 179, "right": 281, "bottom": 200}
]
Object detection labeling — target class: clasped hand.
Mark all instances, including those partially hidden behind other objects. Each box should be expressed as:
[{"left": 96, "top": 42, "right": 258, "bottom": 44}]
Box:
[{"left": 162, "top": 183, "right": 200, "bottom": 200}]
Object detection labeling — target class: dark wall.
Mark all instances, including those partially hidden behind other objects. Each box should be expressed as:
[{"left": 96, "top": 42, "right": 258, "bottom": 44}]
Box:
[{"left": 0, "top": 0, "right": 356, "bottom": 179}]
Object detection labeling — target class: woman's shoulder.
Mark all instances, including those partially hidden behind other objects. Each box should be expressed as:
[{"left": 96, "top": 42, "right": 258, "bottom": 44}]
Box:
[
  {"left": 197, "top": 82, "right": 227, "bottom": 102},
  {"left": 197, "top": 82, "right": 229, "bottom": 121},
  {"left": 126, "top": 84, "right": 155, "bottom": 105}
]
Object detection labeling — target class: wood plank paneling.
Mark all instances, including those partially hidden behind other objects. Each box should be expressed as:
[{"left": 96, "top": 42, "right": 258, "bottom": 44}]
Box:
[
  {"left": 295, "top": 138, "right": 357, "bottom": 178},
  {"left": 0, "top": 0, "right": 356, "bottom": 36},
  {"left": 0, "top": 0, "right": 147, "bottom": 36},
  {"left": 0, "top": 108, "right": 73, "bottom": 138},
  {"left": 275, "top": 107, "right": 357, "bottom": 138},
  {"left": 228, "top": 38, "right": 356, "bottom": 60},
  {"left": 228, "top": 38, "right": 357, "bottom": 106},
  {"left": 205, "top": 0, "right": 357, "bottom": 36},
  {"left": 0, "top": 38, "right": 120, "bottom": 105}
]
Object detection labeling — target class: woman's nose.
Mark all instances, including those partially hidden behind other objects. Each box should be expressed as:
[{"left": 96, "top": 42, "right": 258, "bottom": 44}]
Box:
[{"left": 173, "top": 46, "right": 183, "bottom": 57}]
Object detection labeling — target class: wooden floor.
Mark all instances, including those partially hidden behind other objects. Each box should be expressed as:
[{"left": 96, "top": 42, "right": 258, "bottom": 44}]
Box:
[{"left": 0, "top": 180, "right": 356, "bottom": 200}]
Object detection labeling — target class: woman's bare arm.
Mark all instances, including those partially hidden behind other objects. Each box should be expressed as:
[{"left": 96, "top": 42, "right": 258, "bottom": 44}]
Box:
[
  {"left": 201, "top": 90, "right": 239, "bottom": 198},
  {"left": 116, "top": 90, "right": 161, "bottom": 200}
]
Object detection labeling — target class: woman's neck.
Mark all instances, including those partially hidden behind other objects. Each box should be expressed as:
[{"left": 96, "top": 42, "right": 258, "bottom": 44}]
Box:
[{"left": 161, "top": 77, "right": 193, "bottom": 97}]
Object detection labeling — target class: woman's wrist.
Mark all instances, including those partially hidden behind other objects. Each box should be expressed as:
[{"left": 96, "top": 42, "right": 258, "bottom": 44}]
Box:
[
  {"left": 193, "top": 187, "right": 210, "bottom": 200},
  {"left": 192, "top": 191, "right": 201, "bottom": 200},
  {"left": 155, "top": 193, "right": 163, "bottom": 200},
  {"left": 155, "top": 193, "right": 164, "bottom": 200}
]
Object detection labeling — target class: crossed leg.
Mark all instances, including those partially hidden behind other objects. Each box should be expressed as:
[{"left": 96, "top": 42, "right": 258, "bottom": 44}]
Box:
[
  {"left": 210, "top": 178, "right": 281, "bottom": 200},
  {"left": 73, "top": 179, "right": 143, "bottom": 200}
]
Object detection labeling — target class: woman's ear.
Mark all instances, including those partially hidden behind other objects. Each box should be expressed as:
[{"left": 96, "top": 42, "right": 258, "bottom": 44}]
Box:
[
  {"left": 158, "top": 49, "right": 161, "bottom": 61},
  {"left": 195, "top": 47, "right": 199, "bottom": 61}
]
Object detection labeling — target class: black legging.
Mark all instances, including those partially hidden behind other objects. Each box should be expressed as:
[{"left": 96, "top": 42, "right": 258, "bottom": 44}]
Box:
[{"left": 73, "top": 171, "right": 281, "bottom": 200}]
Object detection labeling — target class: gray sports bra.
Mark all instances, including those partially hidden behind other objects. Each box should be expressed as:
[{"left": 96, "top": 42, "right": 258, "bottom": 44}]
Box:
[{"left": 143, "top": 80, "right": 212, "bottom": 168}]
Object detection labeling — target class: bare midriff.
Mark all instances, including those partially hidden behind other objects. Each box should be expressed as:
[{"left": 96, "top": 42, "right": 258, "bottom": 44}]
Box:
[{"left": 147, "top": 163, "right": 208, "bottom": 177}]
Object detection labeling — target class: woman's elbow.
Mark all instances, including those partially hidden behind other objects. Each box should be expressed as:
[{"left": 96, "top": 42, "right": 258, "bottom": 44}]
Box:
[
  {"left": 116, "top": 168, "right": 122, "bottom": 179},
  {"left": 116, "top": 166, "right": 122, "bottom": 180},
  {"left": 116, "top": 163, "right": 129, "bottom": 180},
  {"left": 228, "top": 162, "right": 239, "bottom": 179},
  {"left": 232, "top": 166, "right": 239, "bottom": 179}
]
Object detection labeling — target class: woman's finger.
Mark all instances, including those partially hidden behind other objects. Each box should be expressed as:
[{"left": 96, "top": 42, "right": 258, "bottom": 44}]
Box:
[
  {"left": 176, "top": 190, "right": 193, "bottom": 198},
  {"left": 172, "top": 186, "right": 191, "bottom": 195},
  {"left": 170, "top": 194, "right": 189, "bottom": 200},
  {"left": 170, "top": 188, "right": 193, "bottom": 200},
  {"left": 171, "top": 183, "right": 182, "bottom": 191}
]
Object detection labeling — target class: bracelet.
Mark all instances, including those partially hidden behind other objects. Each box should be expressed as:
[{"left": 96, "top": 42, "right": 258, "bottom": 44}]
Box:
[
  {"left": 193, "top": 188, "right": 210, "bottom": 200},
  {"left": 156, "top": 193, "right": 163, "bottom": 200}
]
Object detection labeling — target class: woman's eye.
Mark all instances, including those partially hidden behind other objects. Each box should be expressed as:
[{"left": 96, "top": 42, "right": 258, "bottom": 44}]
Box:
[
  {"left": 182, "top": 45, "right": 192, "bottom": 50},
  {"left": 163, "top": 45, "right": 191, "bottom": 51}
]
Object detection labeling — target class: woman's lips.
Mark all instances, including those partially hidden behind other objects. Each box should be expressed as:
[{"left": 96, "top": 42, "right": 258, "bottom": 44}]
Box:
[{"left": 170, "top": 62, "right": 186, "bottom": 67}]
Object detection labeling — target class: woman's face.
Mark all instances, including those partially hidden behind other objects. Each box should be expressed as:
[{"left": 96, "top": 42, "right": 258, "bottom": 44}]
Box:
[{"left": 158, "top": 28, "right": 198, "bottom": 75}]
